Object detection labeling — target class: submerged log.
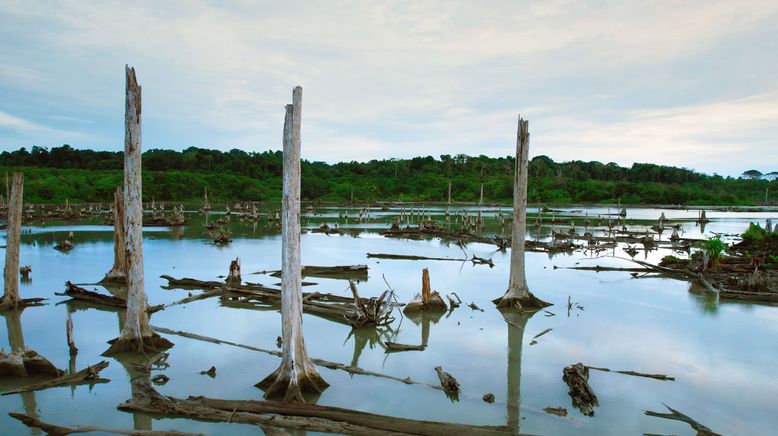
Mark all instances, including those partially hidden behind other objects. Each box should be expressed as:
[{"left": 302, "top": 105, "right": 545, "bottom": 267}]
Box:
[
  {"left": 9, "top": 413, "right": 203, "bottom": 436},
  {"left": 119, "top": 382, "right": 509, "bottom": 435},
  {"left": 384, "top": 342, "right": 426, "bottom": 352},
  {"left": 2, "top": 361, "right": 109, "bottom": 395},
  {"left": 366, "top": 252, "right": 466, "bottom": 262},
  {"left": 587, "top": 365, "right": 674, "bottom": 381},
  {"left": 59, "top": 281, "right": 127, "bottom": 309},
  {"left": 269, "top": 265, "right": 368, "bottom": 281},
  {"left": 562, "top": 363, "right": 598, "bottom": 417}
]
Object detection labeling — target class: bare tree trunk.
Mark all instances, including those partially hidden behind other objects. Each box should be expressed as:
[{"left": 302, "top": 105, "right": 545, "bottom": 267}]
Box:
[
  {"left": 447, "top": 180, "right": 452, "bottom": 204},
  {"left": 257, "top": 86, "right": 328, "bottom": 402},
  {"left": 494, "top": 117, "right": 550, "bottom": 310},
  {"left": 479, "top": 183, "right": 484, "bottom": 205},
  {"left": 226, "top": 257, "right": 241, "bottom": 287},
  {"left": 104, "top": 66, "right": 172, "bottom": 355},
  {"left": 101, "top": 187, "right": 125, "bottom": 284},
  {"left": 1, "top": 173, "right": 24, "bottom": 310}
]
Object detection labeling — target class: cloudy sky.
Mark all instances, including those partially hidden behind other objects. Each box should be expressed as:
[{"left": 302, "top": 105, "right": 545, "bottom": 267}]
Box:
[{"left": 1, "top": 0, "right": 776, "bottom": 175}]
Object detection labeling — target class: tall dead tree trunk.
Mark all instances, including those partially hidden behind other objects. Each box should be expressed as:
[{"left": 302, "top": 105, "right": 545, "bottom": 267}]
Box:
[
  {"left": 257, "top": 87, "right": 328, "bottom": 402},
  {"left": 479, "top": 183, "right": 484, "bottom": 205},
  {"left": 1, "top": 173, "right": 24, "bottom": 310},
  {"left": 447, "top": 180, "right": 452, "bottom": 204},
  {"left": 104, "top": 66, "right": 172, "bottom": 355},
  {"left": 494, "top": 117, "right": 550, "bottom": 310},
  {"left": 101, "top": 187, "right": 125, "bottom": 284}
]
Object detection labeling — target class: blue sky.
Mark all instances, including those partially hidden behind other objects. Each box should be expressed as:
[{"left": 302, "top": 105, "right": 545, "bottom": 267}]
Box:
[{"left": 1, "top": 0, "right": 776, "bottom": 175}]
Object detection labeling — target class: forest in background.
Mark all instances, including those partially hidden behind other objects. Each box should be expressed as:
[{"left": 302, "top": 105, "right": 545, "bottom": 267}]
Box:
[{"left": 0, "top": 145, "right": 775, "bottom": 205}]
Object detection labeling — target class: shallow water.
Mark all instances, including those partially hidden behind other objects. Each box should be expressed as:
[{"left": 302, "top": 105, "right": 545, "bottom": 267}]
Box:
[{"left": 1, "top": 206, "right": 776, "bottom": 435}]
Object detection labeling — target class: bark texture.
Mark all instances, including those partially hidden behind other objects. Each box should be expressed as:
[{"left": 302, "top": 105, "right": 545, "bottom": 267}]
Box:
[
  {"left": 257, "top": 87, "right": 327, "bottom": 402},
  {"left": 494, "top": 117, "right": 550, "bottom": 310},
  {"left": 1, "top": 173, "right": 23, "bottom": 310},
  {"left": 101, "top": 187, "right": 126, "bottom": 284}
]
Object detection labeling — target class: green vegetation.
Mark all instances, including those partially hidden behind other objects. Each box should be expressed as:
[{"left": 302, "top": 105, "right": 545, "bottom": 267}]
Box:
[
  {"left": 0, "top": 145, "right": 776, "bottom": 204},
  {"left": 705, "top": 236, "right": 726, "bottom": 271},
  {"left": 743, "top": 223, "right": 770, "bottom": 242}
]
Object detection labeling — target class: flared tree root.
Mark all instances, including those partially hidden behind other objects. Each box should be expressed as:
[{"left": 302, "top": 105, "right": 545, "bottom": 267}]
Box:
[
  {"left": 256, "top": 364, "right": 329, "bottom": 403},
  {"left": 493, "top": 290, "right": 552, "bottom": 311},
  {"left": 103, "top": 334, "right": 174, "bottom": 356}
]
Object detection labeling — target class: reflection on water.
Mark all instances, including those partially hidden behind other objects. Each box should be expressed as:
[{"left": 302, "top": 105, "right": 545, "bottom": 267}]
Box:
[{"left": 0, "top": 206, "right": 776, "bottom": 434}]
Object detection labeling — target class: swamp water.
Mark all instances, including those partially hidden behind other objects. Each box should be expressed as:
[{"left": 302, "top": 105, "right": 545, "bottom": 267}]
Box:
[{"left": 1, "top": 206, "right": 776, "bottom": 435}]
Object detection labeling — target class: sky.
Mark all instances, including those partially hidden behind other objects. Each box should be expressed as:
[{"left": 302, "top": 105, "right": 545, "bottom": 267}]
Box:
[{"left": 0, "top": 0, "right": 777, "bottom": 176}]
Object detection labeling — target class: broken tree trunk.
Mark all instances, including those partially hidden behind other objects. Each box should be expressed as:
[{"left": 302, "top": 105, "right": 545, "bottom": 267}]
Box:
[
  {"left": 100, "top": 187, "right": 126, "bottom": 284},
  {"left": 494, "top": 117, "right": 551, "bottom": 310},
  {"left": 563, "top": 363, "right": 598, "bottom": 417},
  {"left": 404, "top": 268, "right": 448, "bottom": 313},
  {"left": 1, "top": 173, "right": 24, "bottom": 310},
  {"left": 644, "top": 403, "right": 721, "bottom": 436},
  {"left": 66, "top": 311, "right": 78, "bottom": 355},
  {"left": 226, "top": 257, "right": 241, "bottom": 287},
  {"left": 104, "top": 66, "right": 172, "bottom": 356},
  {"left": 257, "top": 87, "right": 327, "bottom": 402},
  {"left": 0, "top": 349, "right": 62, "bottom": 377}
]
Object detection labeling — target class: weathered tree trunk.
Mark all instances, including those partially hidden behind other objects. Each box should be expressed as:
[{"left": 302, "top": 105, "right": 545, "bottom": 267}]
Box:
[
  {"left": 257, "top": 87, "right": 327, "bottom": 402},
  {"left": 479, "top": 183, "right": 484, "bottom": 205},
  {"left": 104, "top": 66, "right": 172, "bottom": 355},
  {"left": 226, "top": 257, "right": 241, "bottom": 287},
  {"left": 1, "top": 173, "right": 24, "bottom": 310},
  {"left": 494, "top": 117, "right": 550, "bottom": 310},
  {"left": 447, "top": 180, "right": 452, "bottom": 204},
  {"left": 101, "top": 187, "right": 126, "bottom": 284}
]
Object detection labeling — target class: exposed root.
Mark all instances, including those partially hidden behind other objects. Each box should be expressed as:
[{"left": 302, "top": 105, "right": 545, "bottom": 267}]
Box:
[
  {"left": 493, "top": 291, "right": 552, "bottom": 311},
  {"left": 102, "top": 334, "right": 174, "bottom": 356},
  {"left": 256, "top": 366, "right": 329, "bottom": 403}
]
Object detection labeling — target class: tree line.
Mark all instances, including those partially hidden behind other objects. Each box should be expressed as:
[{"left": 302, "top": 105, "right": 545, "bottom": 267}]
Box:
[{"left": 0, "top": 145, "right": 774, "bottom": 205}]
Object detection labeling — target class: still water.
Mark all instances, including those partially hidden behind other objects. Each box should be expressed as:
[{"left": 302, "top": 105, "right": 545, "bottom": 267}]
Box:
[{"left": 1, "top": 205, "right": 776, "bottom": 435}]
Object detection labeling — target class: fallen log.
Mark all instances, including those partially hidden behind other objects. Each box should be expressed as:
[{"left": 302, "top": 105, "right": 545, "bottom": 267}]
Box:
[
  {"left": 151, "top": 326, "right": 443, "bottom": 392},
  {"left": 587, "top": 365, "right": 674, "bottom": 381},
  {"left": 562, "top": 363, "right": 598, "bottom": 417},
  {"left": 384, "top": 342, "right": 426, "bottom": 352},
  {"left": 9, "top": 413, "right": 202, "bottom": 436},
  {"left": 58, "top": 282, "right": 162, "bottom": 313},
  {"left": 367, "top": 253, "right": 466, "bottom": 262},
  {"left": 119, "top": 382, "right": 510, "bottom": 436},
  {"left": 269, "top": 265, "right": 368, "bottom": 280},
  {"left": 2, "top": 361, "right": 109, "bottom": 395},
  {"left": 160, "top": 275, "right": 224, "bottom": 289},
  {"left": 644, "top": 403, "right": 721, "bottom": 436}
]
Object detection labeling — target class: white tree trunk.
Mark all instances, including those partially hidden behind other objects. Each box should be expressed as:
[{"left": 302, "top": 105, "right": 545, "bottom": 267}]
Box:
[
  {"left": 447, "top": 180, "right": 452, "bottom": 204},
  {"left": 479, "top": 183, "right": 484, "bottom": 205},
  {"left": 258, "top": 86, "right": 327, "bottom": 402},
  {"left": 101, "top": 187, "right": 125, "bottom": 283},
  {"left": 105, "top": 66, "right": 171, "bottom": 354},
  {"left": 1, "top": 172, "right": 23, "bottom": 309},
  {"left": 494, "top": 117, "right": 549, "bottom": 310}
]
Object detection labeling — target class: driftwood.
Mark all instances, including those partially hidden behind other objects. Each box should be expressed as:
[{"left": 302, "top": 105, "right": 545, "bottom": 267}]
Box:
[
  {"left": 587, "top": 365, "right": 674, "bottom": 381},
  {"left": 0, "top": 349, "right": 62, "bottom": 377},
  {"left": 59, "top": 282, "right": 163, "bottom": 313},
  {"left": 151, "top": 326, "right": 443, "bottom": 392},
  {"left": 119, "top": 382, "right": 509, "bottom": 436},
  {"left": 344, "top": 281, "right": 394, "bottom": 328},
  {"left": 269, "top": 265, "right": 368, "bottom": 281},
  {"left": 384, "top": 342, "right": 426, "bottom": 352},
  {"left": 2, "top": 361, "right": 109, "bottom": 395},
  {"left": 543, "top": 407, "right": 568, "bottom": 417},
  {"left": 645, "top": 403, "right": 721, "bottom": 436},
  {"left": 367, "top": 253, "right": 466, "bottom": 262},
  {"left": 160, "top": 275, "right": 224, "bottom": 289},
  {"left": 562, "top": 363, "right": 598, "bottom": 416},
  {"left": 9, "top": 413, "right": 202, "bottom": 436}
]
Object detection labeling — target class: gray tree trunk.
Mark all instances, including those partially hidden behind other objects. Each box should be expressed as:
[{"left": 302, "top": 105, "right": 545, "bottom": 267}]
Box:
[
  {"left": 257, "top": 86, "right": 327, "bottom": 402},
  {"left": 104, "top": 66, "right": 171, "bottom": 355},
  {"left": 494, "top": 117, "right": 550, "bottom": 310},
  {"left": 1, "top": 172, "right": 24, "bottom": 309},
  {"left": 101, "top": 187, "right": 125, "bottom": 283}
]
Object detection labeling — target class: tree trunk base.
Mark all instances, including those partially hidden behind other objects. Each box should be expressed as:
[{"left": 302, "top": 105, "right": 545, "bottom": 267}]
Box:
[
  {"left": 102, "top": 333, "right": 174, "bottom": 356},
  {"left": 256, "top": 367, "right": 329, "bottom": 403},
  {"left": 493, "top": 292, "right": 551, "bottom": 311},
  {"left": 98, "top": 271, "right": 126, "bottom": 285}
]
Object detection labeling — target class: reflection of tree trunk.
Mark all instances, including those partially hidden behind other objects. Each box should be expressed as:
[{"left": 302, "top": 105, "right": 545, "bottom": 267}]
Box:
[
  {"left": 114, "top": 353, "right": 153, "bottom": 431},
  {"left": 500, "top": 309, "right": 534, "bottom": 434},
  {"left": 5, "top": 309, "right": 25, "bottom": 351}
]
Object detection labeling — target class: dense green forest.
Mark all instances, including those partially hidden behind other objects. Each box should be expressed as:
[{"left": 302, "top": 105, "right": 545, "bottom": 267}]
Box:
[{"left": 0, "top": 145, "right": 774, "bottom": 205}]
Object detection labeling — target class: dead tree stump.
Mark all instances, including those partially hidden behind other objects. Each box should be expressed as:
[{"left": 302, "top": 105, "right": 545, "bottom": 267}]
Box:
[
  {"left": 494, "top": 117, "right": 551, "bottom": 310},
  {"left": 100, "top": 187, "right": 125, "bottom": 284},
  {"left": 104, "top": 66, "right": 172, "bottom": 355},
  {"left": 257, "top": 87, "right": 327, "bottom": 402},
  {"left": 1, "top": 173, "right": 24, "bottom": 310},
  {"left": 226, "top": 257, "right": 241, "bottom": 287}
]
